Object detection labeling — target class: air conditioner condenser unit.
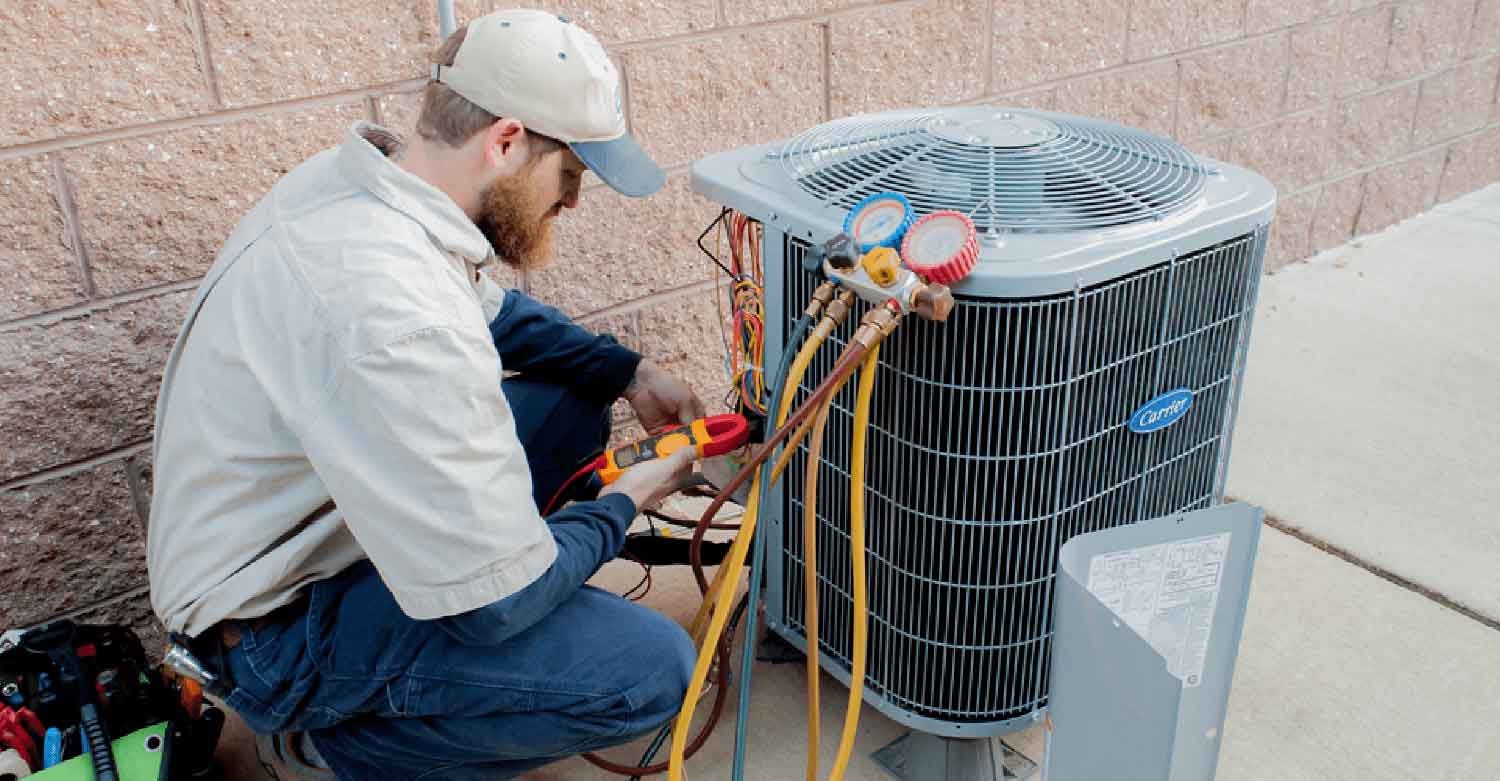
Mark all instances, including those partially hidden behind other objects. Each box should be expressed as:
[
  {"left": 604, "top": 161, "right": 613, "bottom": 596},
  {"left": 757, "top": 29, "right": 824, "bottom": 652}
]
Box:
[{"left": 691, "top": 106, "right": 1275, "bottom": 777}]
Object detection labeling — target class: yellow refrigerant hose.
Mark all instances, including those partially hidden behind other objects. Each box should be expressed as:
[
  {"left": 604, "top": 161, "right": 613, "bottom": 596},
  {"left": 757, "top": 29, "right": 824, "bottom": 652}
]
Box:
[
  {"left": 801, "top": 308, "right": 896, "bottom": 781},
  {"left": 801, "top": 337, "right": 884, "bottom": 781},
  {"left": 766, "top": 294, "right": 856, "bottom": 487},
  {"left": 671, "top": 293, "right": 898, "bottom": 781},
  {"left": 801, "top": 391, "right": 835, "bottom": 781},
  {"left": 670, "top": 293, "right": 847, "bottom": 781},
  {"left": 687, "top": 291, "right": 841, "bottom": 644},
  {"left": 830, "top": 342, "right": 880, "bottom": 781}
]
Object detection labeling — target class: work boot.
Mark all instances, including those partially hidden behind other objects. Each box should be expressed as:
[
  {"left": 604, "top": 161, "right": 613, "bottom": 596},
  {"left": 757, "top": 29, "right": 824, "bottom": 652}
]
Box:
[{"left": 254, "top": 731, "right": 336, "bottom": 780}]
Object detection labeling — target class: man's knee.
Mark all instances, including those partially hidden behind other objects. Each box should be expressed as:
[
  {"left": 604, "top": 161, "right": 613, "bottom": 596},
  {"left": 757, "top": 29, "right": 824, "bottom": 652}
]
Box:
[
  {"left": 503, "top": 379, "right": 612, "bottom": 455},
  {"left": 548, "top": 384, "right": 613, "bottom": 455},
  {"left": 659, "top": 623, "right": 697, "bottom": 703},
  {"left": 617, "top": 614, "right": 697, "bottom": 731},
  {"left": 502, "top": 379, "right": 613, "bottom": 507}
]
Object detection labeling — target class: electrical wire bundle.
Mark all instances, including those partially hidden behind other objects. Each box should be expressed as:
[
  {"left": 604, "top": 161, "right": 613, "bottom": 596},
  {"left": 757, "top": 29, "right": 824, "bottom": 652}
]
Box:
[{"left": 711, "top": 210, "right": 768, "bottom": 416}]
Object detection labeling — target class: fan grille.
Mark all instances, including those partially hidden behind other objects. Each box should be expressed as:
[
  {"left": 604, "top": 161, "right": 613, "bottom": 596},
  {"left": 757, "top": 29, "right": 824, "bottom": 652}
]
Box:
[{"left": 778, "top": 107, "right": 1210, "bottom": 233}]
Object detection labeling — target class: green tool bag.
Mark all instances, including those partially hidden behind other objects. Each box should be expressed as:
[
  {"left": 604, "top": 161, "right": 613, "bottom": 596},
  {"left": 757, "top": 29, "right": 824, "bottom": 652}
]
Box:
[{"left": 0, "top": 620, "right": 223, "bottom": 780}]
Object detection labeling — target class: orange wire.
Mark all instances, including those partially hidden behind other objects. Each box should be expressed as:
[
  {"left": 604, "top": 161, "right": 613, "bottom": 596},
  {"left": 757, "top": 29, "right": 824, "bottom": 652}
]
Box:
[{"left": 719, "top": 210, "right": 768, "bottom": 414}]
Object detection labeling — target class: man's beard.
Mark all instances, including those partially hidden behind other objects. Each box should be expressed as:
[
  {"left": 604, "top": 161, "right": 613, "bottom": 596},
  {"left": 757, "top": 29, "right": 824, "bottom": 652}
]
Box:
[{"left": 475, "top": 168, "right": 557, "bottom": 272}]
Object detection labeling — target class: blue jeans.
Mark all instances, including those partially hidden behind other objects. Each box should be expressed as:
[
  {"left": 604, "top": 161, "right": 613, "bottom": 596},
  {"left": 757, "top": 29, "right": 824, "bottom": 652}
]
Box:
[{"left": 205, "top": 380, "right": 697, "bottom": 779}]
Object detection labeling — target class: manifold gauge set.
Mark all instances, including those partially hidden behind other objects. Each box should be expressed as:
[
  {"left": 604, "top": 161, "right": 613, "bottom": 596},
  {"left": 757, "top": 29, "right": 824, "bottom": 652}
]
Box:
[{"left": 827, "top": 192, "right": 979, "bottom": 310}]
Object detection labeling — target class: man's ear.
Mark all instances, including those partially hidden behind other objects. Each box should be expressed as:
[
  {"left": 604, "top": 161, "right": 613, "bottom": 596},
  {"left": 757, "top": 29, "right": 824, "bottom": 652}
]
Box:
[{"left": 480, "top": 119, "right": 527, "bottom": 173}]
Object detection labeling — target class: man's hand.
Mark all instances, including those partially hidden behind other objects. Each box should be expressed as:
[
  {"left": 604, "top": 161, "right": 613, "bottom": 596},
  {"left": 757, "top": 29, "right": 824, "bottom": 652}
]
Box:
[
  {"left": 600, "top": 445, "right": 697, "bottom": 512},
  {"left": 624, "top": 360, "right": 707, "bottom": 432}
]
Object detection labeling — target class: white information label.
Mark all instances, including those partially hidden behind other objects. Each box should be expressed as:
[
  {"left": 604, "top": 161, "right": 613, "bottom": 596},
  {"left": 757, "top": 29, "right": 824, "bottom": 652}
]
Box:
[{"left": 1086, "top": 532, "right": 1231, "bottom": 687}]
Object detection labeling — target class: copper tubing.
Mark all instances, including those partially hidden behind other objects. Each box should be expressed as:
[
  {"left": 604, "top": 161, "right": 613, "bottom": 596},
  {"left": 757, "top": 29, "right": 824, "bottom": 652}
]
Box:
[
  {"left": 686, "top": 292, "right": 860, "bottom": 592},
  {"left": 580, "top": 286, "right": 873, "bottom": 776},
  {"left": 590, "top": 293, "right": 867, "bottom": 776},
  {"left": 650, "top": 298, "right": 893, "bottom": 778}
]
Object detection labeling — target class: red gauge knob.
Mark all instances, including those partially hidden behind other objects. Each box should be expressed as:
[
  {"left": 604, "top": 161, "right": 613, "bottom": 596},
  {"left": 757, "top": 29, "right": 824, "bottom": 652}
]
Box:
[{"left": 900, "top": 211, "right": 979, "bottom": 285}]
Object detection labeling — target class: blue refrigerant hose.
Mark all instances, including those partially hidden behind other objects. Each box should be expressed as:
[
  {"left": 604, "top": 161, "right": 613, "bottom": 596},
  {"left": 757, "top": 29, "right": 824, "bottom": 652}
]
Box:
[
  {"left": 626, "top": 312, "right": 814, "bottom": 781},
  {"left": 730, "top": 312, "right": 814, "bottom": 781}
]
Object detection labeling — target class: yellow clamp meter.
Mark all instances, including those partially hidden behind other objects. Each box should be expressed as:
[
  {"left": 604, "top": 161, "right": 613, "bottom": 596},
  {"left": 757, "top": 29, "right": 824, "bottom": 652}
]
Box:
[{"left": 597, "top": 414, "right": 750, "bottom": 485}]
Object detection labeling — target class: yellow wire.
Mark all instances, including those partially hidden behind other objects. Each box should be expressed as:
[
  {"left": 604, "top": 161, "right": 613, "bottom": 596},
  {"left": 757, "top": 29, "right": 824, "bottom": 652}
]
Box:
[
  {"left": 723, "top": 214, "right": 768, "bottom": 415},
  {"left": 830, "top": 343, "right": 880, "bottom": 781}
]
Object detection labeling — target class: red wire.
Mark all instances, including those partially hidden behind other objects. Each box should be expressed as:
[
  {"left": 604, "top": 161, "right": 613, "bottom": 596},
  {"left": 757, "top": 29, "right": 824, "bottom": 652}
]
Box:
[{"left": 543, "top": 460, "right": 602, "bottom": 516}]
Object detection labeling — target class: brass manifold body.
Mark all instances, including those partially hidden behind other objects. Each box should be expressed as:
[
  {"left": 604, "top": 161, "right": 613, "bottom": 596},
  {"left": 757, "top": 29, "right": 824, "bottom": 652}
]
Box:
[{"left": 819, "top": 236, "right": 956, "bottom": 323}]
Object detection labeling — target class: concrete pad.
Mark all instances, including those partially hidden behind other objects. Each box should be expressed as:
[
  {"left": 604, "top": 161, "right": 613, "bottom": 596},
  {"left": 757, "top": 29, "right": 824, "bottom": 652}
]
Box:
[
  {"left": 1429, "top": 181, "right": 1500, "bottom": 218},
  {"left": 1220, "top": 527, "right": 1500, "bottom": 780},
  {"left": 1226, "top": 184, "right": 1500, "bottom": 621},
  {"left": 214, "top": 710, "right": 268, "bottom": 778},
  {"left": 532, "top": 546, "right": 1047, "bottom": 781}
]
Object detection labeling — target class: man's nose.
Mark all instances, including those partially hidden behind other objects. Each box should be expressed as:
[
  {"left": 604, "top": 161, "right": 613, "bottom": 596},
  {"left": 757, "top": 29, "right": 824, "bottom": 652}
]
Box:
[{"left": 562, "top": 183, "right": 581, "bottom": 210}]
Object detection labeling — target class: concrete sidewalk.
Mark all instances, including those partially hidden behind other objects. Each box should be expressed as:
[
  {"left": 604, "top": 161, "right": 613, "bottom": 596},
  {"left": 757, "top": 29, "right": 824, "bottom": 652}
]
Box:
[
  {"left": 1219, "top": 182, "right": 1500, "bottom": 780},
  {"left": 214, "top": 184, "right": 1500, "bottom": 780}
]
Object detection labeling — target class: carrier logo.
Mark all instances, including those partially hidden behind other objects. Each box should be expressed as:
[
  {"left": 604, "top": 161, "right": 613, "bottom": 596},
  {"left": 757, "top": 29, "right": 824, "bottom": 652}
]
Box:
[{"left": 1130, "top": 388, "right": 1194, "bottom": 433}]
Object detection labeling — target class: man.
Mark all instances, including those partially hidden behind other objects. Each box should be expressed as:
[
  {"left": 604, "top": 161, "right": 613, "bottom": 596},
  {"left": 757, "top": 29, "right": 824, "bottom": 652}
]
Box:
[{"left": 147, "top": 10, "right": 705, "bottom": 779}]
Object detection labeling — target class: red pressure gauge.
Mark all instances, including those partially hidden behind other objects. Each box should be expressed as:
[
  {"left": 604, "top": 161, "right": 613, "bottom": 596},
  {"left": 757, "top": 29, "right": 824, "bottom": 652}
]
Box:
[{"left": 900, "top": 211, "right": 980, "bottom": 285}]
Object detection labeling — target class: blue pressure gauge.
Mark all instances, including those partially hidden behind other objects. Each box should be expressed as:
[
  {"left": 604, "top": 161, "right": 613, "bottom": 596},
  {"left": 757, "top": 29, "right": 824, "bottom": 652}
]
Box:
[{"left": 843, "top": 191, "right": 914, "bottom": 253}]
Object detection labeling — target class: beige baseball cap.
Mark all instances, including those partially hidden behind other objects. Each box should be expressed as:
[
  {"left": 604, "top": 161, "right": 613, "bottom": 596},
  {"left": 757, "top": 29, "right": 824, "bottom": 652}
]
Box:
[{"left": 431, "top": 8, "right": 664, "bottom": 197}]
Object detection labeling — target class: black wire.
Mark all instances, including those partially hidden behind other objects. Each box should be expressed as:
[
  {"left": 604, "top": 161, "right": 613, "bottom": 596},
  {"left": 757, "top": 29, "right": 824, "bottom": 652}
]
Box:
[
  {"left": 622, "top": 559, "right": 652, "bottom": 601},
  {"left": 696, "top": 207, "right": 735, "bottom": 278},
  {"left": 644, "top": 508, "right": 701, "bottom": 530},
  {"left": 629, "top": 725, "right": 671, "bottom": 781}
]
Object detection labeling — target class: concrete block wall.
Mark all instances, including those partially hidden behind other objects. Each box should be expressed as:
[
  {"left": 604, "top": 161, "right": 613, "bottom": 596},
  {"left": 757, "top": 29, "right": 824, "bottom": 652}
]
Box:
[{"left": 2, "top": 0, "right": 1498, "bottom": 647}]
